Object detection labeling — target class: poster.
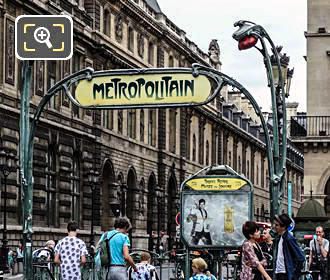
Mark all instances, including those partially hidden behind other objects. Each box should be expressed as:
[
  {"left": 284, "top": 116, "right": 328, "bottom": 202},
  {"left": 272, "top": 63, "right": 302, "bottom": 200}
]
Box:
[{"left": 182, "top": 193, "right": 249, "bottom": 247}]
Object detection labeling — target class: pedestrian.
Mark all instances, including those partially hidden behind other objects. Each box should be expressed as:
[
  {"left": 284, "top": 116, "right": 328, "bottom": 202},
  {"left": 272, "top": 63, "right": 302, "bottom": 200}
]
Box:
[
  {"left": 16, "top": 240, "right": 24, "bottom": 273},
  {"left": 273, "top": 213, "right": 305, "bottom": 280},
  {"left": 128, "top": 252, "right": 159, "bottom": 280},
  {"left": 98, "top": 217, "right": 137, "bottom": 280},
  {"left": 54, "top": 220, "right": 88, "bottom": 280},
  {"left": 240, "top": 221, "right": 271, "bottom": 280},
  {"left": 259, "top": 228, "right": 274, "bottom": 269},
  {"left": 309, "top": 226, "right": 328, "bottom": 280},
  {"left": 189, "top": 257, "right": 212, "bottom": 280}
]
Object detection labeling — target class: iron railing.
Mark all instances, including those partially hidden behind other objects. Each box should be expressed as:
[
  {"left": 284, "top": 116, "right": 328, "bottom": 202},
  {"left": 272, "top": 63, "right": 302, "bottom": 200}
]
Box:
[{"left": 291, "top": 116, "right": 330, "bottom": 137}]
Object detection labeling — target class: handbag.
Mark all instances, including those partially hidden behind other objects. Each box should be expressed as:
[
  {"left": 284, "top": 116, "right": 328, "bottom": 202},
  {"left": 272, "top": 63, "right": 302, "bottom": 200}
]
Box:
[{"left": 310, "top": 240, "right": 321, "bottom": 271}]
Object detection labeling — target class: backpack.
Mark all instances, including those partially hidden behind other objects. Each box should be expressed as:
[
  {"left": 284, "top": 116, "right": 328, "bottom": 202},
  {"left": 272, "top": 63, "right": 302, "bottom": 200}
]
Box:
[
  {"left": 32, "top": 250, "right": 40, "bottom": 263},
  {"left": 99, "top": 232, "right": 119, "bottom": 267}
]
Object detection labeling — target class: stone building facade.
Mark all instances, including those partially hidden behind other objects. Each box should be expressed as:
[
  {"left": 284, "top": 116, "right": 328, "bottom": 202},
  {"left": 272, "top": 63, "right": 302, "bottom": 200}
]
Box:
[
  {"left": 291, "top": 0, "right": 330, "bottom": 215},
  {"left": 0, "top": 0, "right": 303, "bottom": 251}
]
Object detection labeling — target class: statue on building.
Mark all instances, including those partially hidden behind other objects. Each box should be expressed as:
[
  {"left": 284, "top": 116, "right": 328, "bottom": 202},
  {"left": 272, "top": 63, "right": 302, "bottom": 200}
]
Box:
[
  {"left": 115, "top": 15, "right": 123, "bottom": 42},
  {"left": 208, "top": 39, "right": 221, "bottom": 70},
  {"left": 137, "top": 33, "right": 145, "bottom": 58}
]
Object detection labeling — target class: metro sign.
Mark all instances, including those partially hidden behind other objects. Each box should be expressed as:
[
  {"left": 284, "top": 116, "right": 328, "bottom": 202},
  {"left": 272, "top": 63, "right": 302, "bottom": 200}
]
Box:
[{"left": 66, "top": 64, "right": 224, "bottom": 110}]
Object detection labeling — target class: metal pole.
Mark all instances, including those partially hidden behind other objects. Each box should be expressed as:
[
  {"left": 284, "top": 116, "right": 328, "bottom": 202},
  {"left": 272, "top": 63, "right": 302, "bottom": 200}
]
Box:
[
  {"left": 20, "top": 60, "right": 34, "bottom": 280},
  {"left": 89, "top": 181, "right": 95, "bottom": 280},
  {"left": 157, "top": 197, "right": 160, "bottom": 254},
  {"left": 0, "top": 172, "right": 9, "bottom": 273}
]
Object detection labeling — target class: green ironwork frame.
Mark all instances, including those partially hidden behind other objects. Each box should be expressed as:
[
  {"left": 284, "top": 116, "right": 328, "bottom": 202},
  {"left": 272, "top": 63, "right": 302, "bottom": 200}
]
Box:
[{"left": 19, "top": 19, "right": 288, "bottom": 278}]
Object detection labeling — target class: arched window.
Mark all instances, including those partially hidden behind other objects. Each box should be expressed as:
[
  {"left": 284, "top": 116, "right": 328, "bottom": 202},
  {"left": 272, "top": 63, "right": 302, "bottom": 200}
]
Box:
[
  {"left": 46, "top": 146, "right": 57, "bottom": 227},
  {"left": 128, "top": 27, "right": 134, "bottom": 52},
  {"left": 168, "top": 55, "right": 174, "bottom": 67},
  {"left": 192, "top": 134, "right": 196, "bottom": 162},
  {"left": 72, "top": 152, "right": 81, "bottom": 224},
  {"left": 206, "top": 140, "right": 209, "bottom": 165},
  {"left": 148, "top": 42, "right": 154, "bottom": 65},
  {"left": 103, "top": 9, "right": 110, "bottom": 36}
]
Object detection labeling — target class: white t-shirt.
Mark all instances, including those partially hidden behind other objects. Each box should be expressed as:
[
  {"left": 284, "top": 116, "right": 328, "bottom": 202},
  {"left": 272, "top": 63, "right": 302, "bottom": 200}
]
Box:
[
  {"left": 276, "top": 236, "right": 286, "bottom": 273},
  {"left": 310, "top": 238, "right": 329, "bottom": 260},
  {"left": 55, "top": 236, "right": 88, "bottom": 280}
]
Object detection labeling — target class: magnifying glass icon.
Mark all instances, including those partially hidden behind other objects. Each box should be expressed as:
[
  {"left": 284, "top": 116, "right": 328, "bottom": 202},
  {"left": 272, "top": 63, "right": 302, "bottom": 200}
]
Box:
[{"left": 34, "top": 27, "right": 53, "bottom": 49}]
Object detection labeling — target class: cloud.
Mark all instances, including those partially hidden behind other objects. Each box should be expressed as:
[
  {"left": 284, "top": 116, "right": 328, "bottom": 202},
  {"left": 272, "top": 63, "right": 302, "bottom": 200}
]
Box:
[{"left": 157, "top": 0, "right": 307, "bottom": 111}]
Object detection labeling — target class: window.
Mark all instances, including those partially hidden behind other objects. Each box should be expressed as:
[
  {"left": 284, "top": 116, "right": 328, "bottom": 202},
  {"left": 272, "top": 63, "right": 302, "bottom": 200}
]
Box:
[
  {"left": 103, "top": 9, "right": 110, "bottom": 36},
  {"left": 102, "top": 110, "right": 113, "bottom": 130},
  {"left": 247, "top": 160, "right": 250, "bottom": 179},
  {"left": 73, "top": 53, "right": 81, "bottom": 118},
  {"left": 192, "top": 134, "right": 196, "bottom": 162},
  {"left": 238, "top": 156, "right": 241, "bottom": 174},
  {"left": 148, "top": 110, "right": 156, "bottom": 146},
  {"left": 47, "top": 61, "right": 56, "bottom": 109},
  {"left": 148, "top": 42, "right": 154, "bottom": 65},
  {"left": 128, "top": 109, "right": 136, "bottom": 139},
  {"left": 46, "top": 147, "right": 57, "bottom": 227},
  {"left": 128, "top": 27, "right": 134, "bottom": 52},
  {"left": 261, "top": 157, "right": 265, "bottom": 188},
  {"left": 186, "top": 116, "right": 191, "bottom": 160},
  {"left": 168, "top": 55, "right": 174, "bottom": 67},
  {"left": 256, "top": 165, "right": 259, "bottom": 185},
  {"left": 72, "top": 153, "right": 81, "bottom": 224},
  {"left": 169, "top": 109, "right": 176, "bottom": 153},
  {"left": 206, "top": 140, "right": 209, "bottom": 165},
  {"left": 118, "top": 110, "right": 123, "bottom": 134},
  {"left": 140, "top": 109, "right": 145, "bottom": 142}
]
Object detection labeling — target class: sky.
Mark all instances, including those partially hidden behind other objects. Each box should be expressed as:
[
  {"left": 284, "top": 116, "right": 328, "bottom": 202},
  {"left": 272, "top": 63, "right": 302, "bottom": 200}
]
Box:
[{"left": 157, "top": 0, "right": 307, "bottom": 112}]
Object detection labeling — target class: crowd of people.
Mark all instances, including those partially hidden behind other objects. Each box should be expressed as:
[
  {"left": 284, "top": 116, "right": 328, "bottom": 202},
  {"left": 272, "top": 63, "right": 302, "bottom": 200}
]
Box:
[{"left": 8, "top": 213, "right": 329, "bottom": 280}]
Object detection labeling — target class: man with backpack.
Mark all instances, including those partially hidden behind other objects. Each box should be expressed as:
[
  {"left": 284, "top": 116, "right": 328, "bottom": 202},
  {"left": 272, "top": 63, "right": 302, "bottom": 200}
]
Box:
[
  {"left": 309, "top": 226, "right": 329, "bottom": 280},
  {"left": 98, "top": 217, "right": 137, "bottom": 280}
]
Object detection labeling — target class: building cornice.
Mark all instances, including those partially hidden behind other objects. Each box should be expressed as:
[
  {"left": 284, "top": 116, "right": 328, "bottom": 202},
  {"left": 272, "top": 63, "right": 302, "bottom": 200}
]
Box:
[{"left": 304, "top": 31, "right": 330, "bottom": 38}]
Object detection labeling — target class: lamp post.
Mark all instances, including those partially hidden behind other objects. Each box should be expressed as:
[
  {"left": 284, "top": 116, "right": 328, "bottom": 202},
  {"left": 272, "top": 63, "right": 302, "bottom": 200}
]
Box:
[
  {"left": 233, "top": 20, "right": 294, "bottom": 221},
  {"left": 0, "top": 150, "right": 17, "bottom": 273},
  {"left": 87, "top": 170, "right": 99, "bottom": 250}
]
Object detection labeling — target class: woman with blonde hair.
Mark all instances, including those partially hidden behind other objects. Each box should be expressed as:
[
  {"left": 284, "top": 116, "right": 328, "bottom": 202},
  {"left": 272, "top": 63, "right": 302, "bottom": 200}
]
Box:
[{"left": 189, "top": 257, "right": 213, "bottom": 280}]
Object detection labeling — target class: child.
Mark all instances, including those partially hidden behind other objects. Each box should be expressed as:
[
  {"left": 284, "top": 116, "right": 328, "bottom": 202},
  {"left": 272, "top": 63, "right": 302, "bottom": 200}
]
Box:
[{"left": 128, "top": 252, "right": 159, "bottom": 280}]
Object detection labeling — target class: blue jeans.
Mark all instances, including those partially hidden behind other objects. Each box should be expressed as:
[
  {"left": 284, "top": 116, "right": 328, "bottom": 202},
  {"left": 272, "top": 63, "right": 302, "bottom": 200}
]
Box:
[{"left": 107, "top": 266, "right": 127, "bottom": 280}]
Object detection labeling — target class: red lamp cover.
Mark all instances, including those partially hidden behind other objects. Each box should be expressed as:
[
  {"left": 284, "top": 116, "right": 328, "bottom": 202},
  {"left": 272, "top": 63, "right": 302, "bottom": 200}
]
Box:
[{"left": 238, "top": 36, "right": 258, "bottom": 50}]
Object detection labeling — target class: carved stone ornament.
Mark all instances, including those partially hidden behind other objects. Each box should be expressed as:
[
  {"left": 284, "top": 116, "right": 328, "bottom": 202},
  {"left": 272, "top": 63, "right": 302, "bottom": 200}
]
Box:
[
  {"left": 137, "top": 33, "right": 144, "bottom": 58},
  {"left": 208, "top": 39, "right": 221, "bottom": 70},
  {"left": 115, "top": 15, "right": 123, "bottom": 42},
  {"left": 5, "top": 19, "right": 15, "bottom": 85},
  {"left": 36, "top": 61, "right": 44, "bottom": 96}
]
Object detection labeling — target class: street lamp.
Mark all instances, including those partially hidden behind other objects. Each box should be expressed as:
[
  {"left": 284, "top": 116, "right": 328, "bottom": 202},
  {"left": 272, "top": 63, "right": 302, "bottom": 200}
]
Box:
[
  {"left": 233, "top": 20, "right": 293, "bottom": 221},
  {"left": 87, "top": 170, "right": 99, "bottom": 249},
  {"left": 0, "top": 150, "right": 17, "bottom": 273}
]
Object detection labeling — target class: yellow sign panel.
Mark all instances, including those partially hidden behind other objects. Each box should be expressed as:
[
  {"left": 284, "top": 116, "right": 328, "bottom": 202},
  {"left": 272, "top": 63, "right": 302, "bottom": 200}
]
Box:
[
  {"left": 186, "top": 178, "right": 247, "bottom": 191},
  {"left": 75, "top": 73, "right": 211, "bottom": 106}
]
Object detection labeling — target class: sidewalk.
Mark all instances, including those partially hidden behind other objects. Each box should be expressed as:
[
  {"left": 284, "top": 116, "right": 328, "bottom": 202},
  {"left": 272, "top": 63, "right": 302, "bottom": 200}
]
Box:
[{"left": 0, "top": 274, "right": 23, "bottom": 280}]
